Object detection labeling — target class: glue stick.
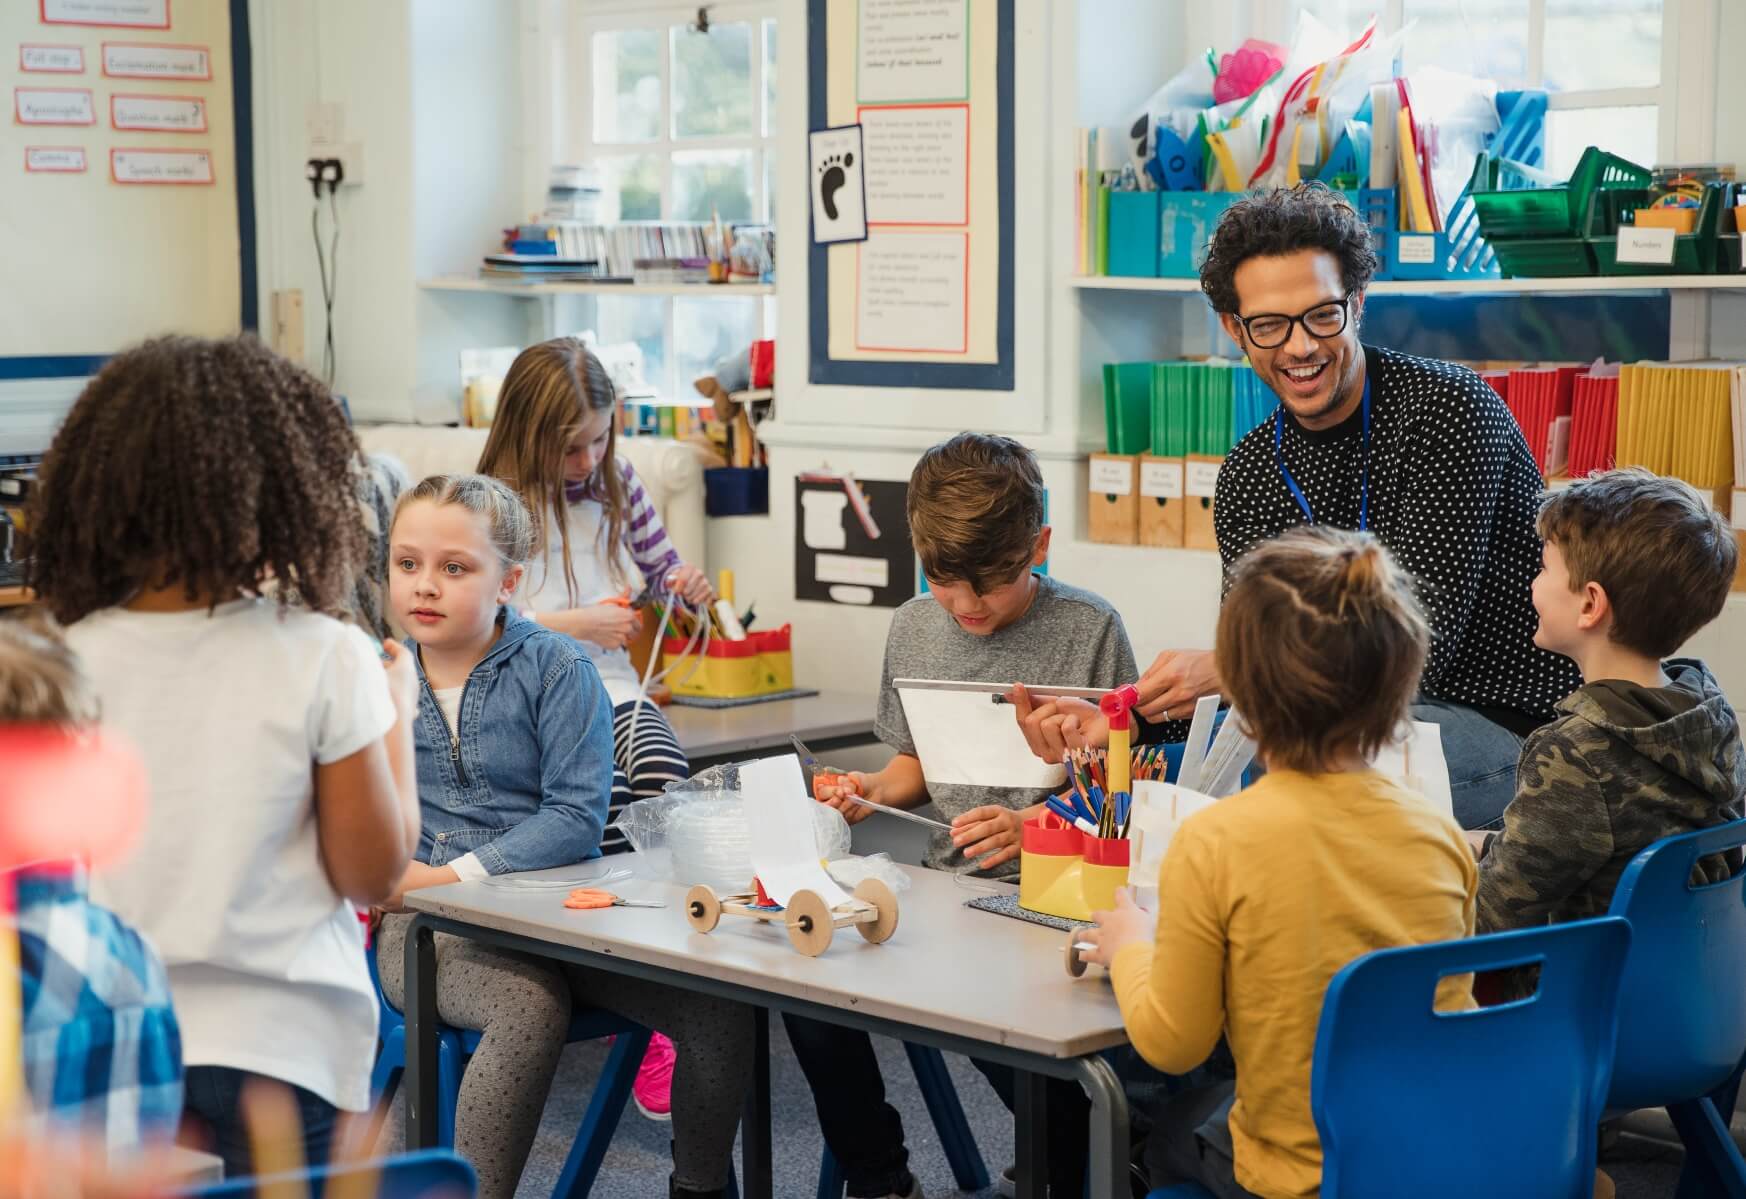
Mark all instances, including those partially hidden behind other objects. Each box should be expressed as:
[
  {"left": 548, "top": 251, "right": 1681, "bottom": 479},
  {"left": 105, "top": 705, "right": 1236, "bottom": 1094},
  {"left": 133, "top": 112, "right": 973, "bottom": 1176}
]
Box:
[
  {"left": 714, "top": 568, "right": 747, "bottom": 640},
  {"left": 1100, "top": 684, "right": 1140, "bottom": 804}
]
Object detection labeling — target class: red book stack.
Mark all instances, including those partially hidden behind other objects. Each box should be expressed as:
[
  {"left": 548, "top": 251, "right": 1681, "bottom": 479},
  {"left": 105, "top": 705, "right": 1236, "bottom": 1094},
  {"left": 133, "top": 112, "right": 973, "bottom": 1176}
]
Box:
[
  {"left": 1504, "top": 365, "right": 1579, "bottom": 477},
  {"left": 1479, "top": 370, "right": 1511, "bottom": 406},
  {"left": 1568, "top": 369, "right": 1620, "bottom": 479}
]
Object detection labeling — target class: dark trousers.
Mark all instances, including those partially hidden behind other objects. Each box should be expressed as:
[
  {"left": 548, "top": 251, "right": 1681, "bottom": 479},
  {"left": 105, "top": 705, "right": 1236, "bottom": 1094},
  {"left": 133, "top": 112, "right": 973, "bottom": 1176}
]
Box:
[
  {"left": 1144, "top": 1080, "right": 1259, "bottom": 1199},
  {"left": 783, "top": 1014, "right": 1090, "bottom": 1196},
  {"left": 181, "top": 1065, "right": 340, "bottom": 1183}
]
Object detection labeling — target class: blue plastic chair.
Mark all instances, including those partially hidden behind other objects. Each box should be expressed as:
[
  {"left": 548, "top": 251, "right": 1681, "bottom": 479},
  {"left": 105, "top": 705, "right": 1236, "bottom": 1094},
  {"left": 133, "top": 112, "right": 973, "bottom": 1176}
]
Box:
[
  {"left": 1150, "top": 920, "right": 1633, "bottom": 1199},
  {"left": 814, "top": 1041, "right": 990, "bottom": 1198},
  {"left": 367, "top": 944, "right": 651, "bottom": 1199},
  {"left": 1605, "top": 820, "right": 1746, "bottom": 1198},
  {"left": 177, "top": 1148, "right": 476, "bottom": 1197}
]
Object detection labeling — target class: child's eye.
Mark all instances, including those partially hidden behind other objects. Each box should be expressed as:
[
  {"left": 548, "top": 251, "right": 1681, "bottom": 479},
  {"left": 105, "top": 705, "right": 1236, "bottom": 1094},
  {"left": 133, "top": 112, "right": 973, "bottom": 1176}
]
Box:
[
  {"left": 444, "top": 562, "right": 466, "bottom": 576},
  {"left": 396, "top": 558, "right": 415, "bottom": 571}
]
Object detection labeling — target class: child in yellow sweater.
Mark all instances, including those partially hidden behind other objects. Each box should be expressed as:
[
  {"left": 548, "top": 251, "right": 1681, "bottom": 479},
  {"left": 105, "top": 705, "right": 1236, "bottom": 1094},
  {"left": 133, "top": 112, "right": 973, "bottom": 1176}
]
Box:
[{"left": 1080, "top": 527, "right": 1476, "bottom": 1199}]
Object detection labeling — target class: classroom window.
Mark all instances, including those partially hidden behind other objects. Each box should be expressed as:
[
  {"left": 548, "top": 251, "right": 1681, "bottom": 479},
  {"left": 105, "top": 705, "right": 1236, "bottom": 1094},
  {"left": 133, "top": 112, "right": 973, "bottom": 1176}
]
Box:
[
  {"left": 1264, "top": 0, "right": 1669, "bottom": 173},
  {"left": 573, "top": 3, "right": 779, "bottom": 403}
]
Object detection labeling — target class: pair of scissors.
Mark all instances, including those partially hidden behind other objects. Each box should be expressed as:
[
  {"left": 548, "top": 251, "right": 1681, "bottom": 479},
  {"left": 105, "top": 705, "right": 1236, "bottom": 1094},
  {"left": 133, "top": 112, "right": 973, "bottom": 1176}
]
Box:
[
  {"left": 563, "top": 888, "right": 666, "bottom": 910},
  {"left": 790, "top": 734, "right": 856, "bottom": 799}
]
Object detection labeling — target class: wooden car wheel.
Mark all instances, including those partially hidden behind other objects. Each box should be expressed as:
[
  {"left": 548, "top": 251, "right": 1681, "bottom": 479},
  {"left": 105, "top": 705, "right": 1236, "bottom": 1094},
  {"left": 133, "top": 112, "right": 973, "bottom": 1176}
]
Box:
[
  {"left": 785, "top": 889, "right": 835, "bottom": 956},
  {"left": 852, "top": 878, "right": 900, "bottom": 945},
  {"left": 685, "top": 884, "right": 722, "bottom": 933},
  {"left": 1064, "top": 930, "right": 1088, "bottom": 978}
]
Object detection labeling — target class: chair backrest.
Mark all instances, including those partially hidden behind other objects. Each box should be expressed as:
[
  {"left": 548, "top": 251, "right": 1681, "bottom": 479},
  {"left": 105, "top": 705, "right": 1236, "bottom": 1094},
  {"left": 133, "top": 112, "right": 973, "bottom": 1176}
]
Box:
[
  {"left": 179, "top": 1149, "right": 476, "bottom": 1198},
  {"left": 1605, "top": 818, "right": 1746, "bottom": 1112},
  {"left": 1311, "top": 918, "right": 1631, "bottom": 1199}
]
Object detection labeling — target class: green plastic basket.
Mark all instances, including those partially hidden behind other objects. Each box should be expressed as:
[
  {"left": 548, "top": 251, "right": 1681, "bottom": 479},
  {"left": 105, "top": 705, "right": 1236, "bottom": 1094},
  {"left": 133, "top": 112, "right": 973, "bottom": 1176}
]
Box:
[
  {"left": 1471, "top": 147, "right": 1652, "bottom": 240},
  {"left": 1589, "top": 185, "right": 1724, "bottom": 275},
  {"left": 1489, "top": 236, "right": 1596, "bottom": 278}
]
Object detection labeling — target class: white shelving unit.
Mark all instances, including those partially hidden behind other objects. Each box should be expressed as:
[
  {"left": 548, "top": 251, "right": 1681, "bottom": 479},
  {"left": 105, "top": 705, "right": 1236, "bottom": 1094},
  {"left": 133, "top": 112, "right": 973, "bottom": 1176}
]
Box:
[
  {"left": 1070, "top": 274, "right": 1746, "bottom": 296},
  {"left": 419, "top": 275, "right": 775, "bottom": 298}
]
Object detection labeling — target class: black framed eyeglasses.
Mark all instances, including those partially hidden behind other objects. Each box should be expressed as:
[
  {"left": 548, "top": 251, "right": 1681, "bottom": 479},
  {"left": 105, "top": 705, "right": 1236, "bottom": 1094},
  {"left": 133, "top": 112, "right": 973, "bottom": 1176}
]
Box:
[{"left": 1235, "top": 294, "right": 1353, "bottom": 349}]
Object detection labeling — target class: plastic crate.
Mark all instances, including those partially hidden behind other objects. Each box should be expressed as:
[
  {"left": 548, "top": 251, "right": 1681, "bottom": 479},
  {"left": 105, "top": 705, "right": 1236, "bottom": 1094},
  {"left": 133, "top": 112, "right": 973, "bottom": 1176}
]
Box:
[
  {"left": 1589, "top": 184, "right": 1724, "bottom": 275},
  {"left": 1387, "top": 156, "right": 1502, "bottom": 281},
  {"left": 1489, "top": 236, "right": 1596, "bottom": 278},
  {"left": 1471, "top": 147, "right": 1651, "bottom": 240}
]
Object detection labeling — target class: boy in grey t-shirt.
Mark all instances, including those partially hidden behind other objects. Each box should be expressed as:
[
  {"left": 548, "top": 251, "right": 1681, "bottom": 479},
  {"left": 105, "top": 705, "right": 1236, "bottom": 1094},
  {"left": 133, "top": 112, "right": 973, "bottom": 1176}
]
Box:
[{"left": 792, "top": 433, "right": 1137, "bottom": 1199}]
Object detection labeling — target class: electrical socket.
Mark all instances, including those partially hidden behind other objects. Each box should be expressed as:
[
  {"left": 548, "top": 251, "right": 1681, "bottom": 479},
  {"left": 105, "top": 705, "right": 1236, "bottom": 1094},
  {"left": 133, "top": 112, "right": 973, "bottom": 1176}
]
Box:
[{"left": 307, "top": 140, "right": 364, "bottom": 187}]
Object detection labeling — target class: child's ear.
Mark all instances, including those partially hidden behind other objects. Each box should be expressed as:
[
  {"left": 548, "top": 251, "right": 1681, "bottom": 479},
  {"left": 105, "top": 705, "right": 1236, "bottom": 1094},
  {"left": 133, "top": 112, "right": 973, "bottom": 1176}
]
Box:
[
  {"left": 1032, "top": 526, "right": 1053, "bottom": 568},
  {"left": 1577, "top": 579, "right": 1610, "bottom": 632},
  {"left": 498, "top": 564, "right": 525, "bottom": 605}
]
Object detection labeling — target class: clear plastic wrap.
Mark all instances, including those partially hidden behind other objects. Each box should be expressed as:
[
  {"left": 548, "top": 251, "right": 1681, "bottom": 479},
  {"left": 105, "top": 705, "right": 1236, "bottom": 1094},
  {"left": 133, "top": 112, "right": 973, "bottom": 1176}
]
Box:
[
  {"left": 612, "top": 761, "right": 852, "bottom": 892},
  {"left": 825, "top": 851, "right": 912, "bottom": 894}
]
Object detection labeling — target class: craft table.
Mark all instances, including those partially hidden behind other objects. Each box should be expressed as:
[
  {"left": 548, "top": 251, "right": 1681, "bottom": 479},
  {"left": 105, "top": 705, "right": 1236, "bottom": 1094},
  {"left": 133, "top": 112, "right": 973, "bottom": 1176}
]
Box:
[
  {"left": 402, "top": 860, "right": 1131, "bottom": 1199},
  {"left": 663, "top": 690, "right": 879, "bottom": 771}
]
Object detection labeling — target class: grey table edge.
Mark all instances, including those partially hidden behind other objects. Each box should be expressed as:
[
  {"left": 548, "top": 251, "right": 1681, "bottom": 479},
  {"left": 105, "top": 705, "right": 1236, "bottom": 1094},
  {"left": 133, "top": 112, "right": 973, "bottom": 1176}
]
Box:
[{"left": 398, "top": 910, "right": 1132, "bottom": 1199}]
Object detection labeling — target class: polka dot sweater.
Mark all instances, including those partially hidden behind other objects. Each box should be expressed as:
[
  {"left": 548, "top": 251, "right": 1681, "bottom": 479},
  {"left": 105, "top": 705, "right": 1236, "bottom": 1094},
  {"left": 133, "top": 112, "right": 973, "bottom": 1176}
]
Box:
[{"left": 1212, "top": 344, "right": 1582, "bottom": 726}]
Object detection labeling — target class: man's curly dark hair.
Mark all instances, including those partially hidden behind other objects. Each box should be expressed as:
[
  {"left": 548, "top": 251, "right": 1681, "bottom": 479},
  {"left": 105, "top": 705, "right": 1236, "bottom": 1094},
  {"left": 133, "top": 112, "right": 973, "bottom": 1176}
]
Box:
[
  {"left": 1199, "top": 183, "right": 1380, "bottom": 315},
  {"left": 27, "top": 334, "right": 368, "bottom": 625}
]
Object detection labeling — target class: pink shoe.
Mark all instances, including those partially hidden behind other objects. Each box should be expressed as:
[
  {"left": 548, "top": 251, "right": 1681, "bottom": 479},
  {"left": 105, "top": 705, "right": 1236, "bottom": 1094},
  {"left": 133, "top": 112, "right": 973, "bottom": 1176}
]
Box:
[{"left": 632, "top": 1032, "right": 675, "bottom": 1121}]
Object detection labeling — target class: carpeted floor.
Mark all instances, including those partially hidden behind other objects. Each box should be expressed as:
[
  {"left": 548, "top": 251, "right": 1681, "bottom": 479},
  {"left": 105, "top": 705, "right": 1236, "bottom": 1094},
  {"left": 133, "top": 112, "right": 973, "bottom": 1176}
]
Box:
[{"left": 378, "top": 1028, "right": 1689, "bottom": 1198}]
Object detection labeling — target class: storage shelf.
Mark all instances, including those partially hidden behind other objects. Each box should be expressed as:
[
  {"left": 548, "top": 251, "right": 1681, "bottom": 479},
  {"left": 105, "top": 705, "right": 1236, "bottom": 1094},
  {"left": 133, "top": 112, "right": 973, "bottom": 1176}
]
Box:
[
  {"left": 1069, "top": 274, "right": 1746, "bottom": 296},
  {"left": 420, "top": 275, "right": 774, "bottom": 298}
]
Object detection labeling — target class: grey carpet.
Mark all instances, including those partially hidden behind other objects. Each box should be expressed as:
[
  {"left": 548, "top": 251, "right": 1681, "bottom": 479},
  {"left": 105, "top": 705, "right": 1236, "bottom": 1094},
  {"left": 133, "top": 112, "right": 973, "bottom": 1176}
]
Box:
[{"left": 405, "top": 1030, "right": 1686, "bottom": 1198}]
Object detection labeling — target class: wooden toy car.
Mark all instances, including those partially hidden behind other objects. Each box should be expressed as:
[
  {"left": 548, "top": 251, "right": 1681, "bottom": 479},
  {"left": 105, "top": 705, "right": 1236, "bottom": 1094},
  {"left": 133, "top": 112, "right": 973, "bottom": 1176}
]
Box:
[{"left": 684, "top": 878, "right": 899, "bottom": 957}]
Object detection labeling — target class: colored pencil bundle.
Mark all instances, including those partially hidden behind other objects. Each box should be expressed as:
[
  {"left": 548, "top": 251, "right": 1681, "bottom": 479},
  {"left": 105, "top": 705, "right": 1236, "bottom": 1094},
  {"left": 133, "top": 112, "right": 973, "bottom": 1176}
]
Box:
[{"left": 1047, "top": 745, "right": 1173, "bottom": 841}]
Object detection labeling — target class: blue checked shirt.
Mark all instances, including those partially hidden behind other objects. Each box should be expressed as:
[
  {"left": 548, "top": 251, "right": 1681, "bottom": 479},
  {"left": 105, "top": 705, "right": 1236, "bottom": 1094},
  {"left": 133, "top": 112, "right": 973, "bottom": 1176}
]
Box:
[{"left": 14, "top": 864, "right": 183, "bottom": 1150}]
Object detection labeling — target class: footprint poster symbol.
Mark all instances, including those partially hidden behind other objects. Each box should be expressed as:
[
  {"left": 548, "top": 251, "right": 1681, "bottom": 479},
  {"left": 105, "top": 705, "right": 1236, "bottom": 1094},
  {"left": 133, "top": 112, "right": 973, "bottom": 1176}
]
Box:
[{"left": 818, "top": 152, "right": 854, "bottom": 222}]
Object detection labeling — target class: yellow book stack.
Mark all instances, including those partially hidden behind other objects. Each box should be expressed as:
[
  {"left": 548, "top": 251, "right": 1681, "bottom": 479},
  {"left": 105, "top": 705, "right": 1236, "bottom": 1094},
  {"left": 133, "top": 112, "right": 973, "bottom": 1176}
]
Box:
[{"left": 1616, "top": 362, "right": 1736, "bottom": 494}]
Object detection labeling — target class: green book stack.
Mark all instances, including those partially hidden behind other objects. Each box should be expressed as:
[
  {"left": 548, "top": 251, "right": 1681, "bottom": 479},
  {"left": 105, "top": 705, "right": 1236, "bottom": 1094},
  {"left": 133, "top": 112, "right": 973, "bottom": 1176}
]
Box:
[
  {"left": 1101, "top": 362, "right": 1153, "bottom": 455},
  {"left": 1150, "top": 363, "right": 1189, "bottom": 457},
  {"left": 1197, "top": 364, "right": 1235, "bottom": 456},
  {"left": 1148, "top": 360, "right": 1238, "bottom": 457}
]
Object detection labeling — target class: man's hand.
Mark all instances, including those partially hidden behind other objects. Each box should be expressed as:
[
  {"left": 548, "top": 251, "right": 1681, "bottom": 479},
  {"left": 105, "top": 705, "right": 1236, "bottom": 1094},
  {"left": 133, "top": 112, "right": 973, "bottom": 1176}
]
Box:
[
  {"left": 951, "top": 805, "right": 1025, "bottom": 870},
  {"left": 1007, "top": 683, "right": 1106, "bottom": 762},
  {"left": 1079, "top": 888, "right": 1154, "bottom": 966},
  {"left": 1136, "top": 649, "right": 1221, "bottom": 722}
]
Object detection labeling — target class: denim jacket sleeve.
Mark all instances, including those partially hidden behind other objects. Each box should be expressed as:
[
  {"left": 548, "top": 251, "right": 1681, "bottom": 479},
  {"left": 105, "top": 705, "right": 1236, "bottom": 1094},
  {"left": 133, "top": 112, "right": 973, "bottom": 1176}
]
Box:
[{"left": 472, "top": 654, "right": 612, "bottom": 874}]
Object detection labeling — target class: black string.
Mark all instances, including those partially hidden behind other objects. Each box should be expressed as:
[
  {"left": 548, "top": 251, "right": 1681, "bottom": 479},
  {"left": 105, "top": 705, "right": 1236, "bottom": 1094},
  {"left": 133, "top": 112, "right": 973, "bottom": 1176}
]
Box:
[{"left": 312, "top": 189, "right": 340, "bottom": 386}]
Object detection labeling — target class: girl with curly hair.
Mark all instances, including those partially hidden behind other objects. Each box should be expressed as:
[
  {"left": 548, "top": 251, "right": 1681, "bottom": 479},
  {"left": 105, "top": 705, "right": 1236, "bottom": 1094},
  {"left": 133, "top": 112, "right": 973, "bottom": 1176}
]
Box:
[{"left": 29, "top": 334, "right": 422, "bottom": 1178}]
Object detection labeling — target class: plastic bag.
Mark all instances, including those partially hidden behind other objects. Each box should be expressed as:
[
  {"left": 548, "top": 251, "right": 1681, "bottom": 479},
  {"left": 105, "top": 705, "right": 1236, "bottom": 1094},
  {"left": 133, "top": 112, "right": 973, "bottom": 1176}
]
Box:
[
  {"left": 1249, "top": 14, "right": 1407, "bottom": 189},
  {"left": 611, "top": 760, "right": 852, "bottom": 892},
  {"left": 825, "top": 852, "right": 912, "bottom": 894}
]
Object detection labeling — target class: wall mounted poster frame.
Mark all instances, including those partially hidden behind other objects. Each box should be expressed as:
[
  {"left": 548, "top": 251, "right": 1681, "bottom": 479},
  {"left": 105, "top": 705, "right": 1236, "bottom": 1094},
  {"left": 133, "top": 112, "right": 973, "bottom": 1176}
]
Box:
[{"left": 807, "top": 0, "right": 1014, "bottom": 391}]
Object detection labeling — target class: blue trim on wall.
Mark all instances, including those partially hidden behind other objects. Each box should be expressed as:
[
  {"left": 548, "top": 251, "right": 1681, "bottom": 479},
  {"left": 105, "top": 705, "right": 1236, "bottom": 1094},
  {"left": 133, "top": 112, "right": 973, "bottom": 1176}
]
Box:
[
  {"left": 0, "top": 356, "right": 108, "bottom": 381},
  {"left": 806, "top": 0, "right": 1016, "bottom": 391},
  {"left": 231, "top": 0, "right": 258, "bottom": 332}
]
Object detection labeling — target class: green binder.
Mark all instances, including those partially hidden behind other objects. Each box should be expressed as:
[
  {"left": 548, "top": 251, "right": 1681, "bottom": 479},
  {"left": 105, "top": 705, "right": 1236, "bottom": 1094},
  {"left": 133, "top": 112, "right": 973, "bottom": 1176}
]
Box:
[{"left": 1101, "top": 362, "right": 1152, "bottom": 455}]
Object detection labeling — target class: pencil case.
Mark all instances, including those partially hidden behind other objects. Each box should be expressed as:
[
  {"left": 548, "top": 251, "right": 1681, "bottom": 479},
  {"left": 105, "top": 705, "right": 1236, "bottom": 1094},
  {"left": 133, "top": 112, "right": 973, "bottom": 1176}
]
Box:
[
  {"left": 661, "top": 624, "right": 792, "bottom": 698},
  {"left": 1017, "top": 814, "right": 1129, "bottom": 922}
]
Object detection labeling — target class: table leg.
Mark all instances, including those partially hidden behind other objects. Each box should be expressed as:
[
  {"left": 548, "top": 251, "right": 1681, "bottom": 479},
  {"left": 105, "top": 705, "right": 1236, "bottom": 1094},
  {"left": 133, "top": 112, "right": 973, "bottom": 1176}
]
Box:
[
  {"left": 1014, "top": 1069, "right": 1048, "bottom": 1199},
  {"left": 403, "top": 916, "right": 439, "bottom": 1151},
  {"left": 1072, "top": 1054, "right": 1132, "bottom": 1199},
  {"left": 741, "top": 1006, "right": 773, "bottom": 1199}
]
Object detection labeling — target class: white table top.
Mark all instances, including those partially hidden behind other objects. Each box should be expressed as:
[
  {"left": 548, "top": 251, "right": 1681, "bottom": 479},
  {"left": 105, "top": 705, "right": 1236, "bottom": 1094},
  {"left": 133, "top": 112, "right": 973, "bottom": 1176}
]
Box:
[
  {"left": 405, "top": 859, "right": 1129, "bottom": 1060},
  {"left": 663, "top": 690, "right": 878, "bottom": 763}
]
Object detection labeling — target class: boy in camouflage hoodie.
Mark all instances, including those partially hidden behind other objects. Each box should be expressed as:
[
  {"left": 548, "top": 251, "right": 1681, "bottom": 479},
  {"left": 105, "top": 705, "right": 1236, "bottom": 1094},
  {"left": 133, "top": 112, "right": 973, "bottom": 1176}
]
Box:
[{"left": 1476, "top": 468, "right": 1744, "bottom": 937}]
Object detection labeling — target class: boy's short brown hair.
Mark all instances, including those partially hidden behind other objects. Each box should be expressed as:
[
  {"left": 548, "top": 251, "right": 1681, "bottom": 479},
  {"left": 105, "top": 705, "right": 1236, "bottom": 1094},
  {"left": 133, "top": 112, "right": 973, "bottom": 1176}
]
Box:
[
  {"left": 908, "top": 433, "right": 1045, "bottom": 594},
  {"left": 1537, "top": 467, "right": 1738, "bottom": 658},
  {"left": 0, "top": 611, "right": 97, "bottom": 727},
  {"left": 1218, "top": 528, "right": 1428, "bottom": 773}
]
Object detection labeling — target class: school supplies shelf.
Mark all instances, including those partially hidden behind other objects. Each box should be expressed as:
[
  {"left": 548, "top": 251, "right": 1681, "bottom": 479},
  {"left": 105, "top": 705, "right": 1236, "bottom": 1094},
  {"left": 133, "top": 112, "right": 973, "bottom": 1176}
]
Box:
[
  {"left": 419, "top": 277, "right": 776, "bottom": 298},
  {"left": 1067, "top": 275, "right": 1746, "bottom": 295}
]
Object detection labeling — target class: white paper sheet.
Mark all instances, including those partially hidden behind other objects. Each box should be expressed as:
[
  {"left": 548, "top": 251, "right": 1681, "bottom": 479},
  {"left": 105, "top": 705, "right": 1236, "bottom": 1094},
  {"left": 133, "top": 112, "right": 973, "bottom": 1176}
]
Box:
[
  {"left": 855, "top": 233, "right": 968, "bottom": 353},
  {"left": 897, "top": 685, "right": 1069, "bottom": 789},
  {"left": 1370, "top": 720, "right": 1454, "bottom": 822},
  {"left": 1174, "top": 695, "right": 1222, "bottom": 793},
  {"left": 1125, "top": 780, "right": 1219, "bottom": 912},
  {"left": 738, "top": 754, "right": 851, "bottom": 907},
  {"left": 861, "top": 104, "right": 969, "bottom": 225},
  {"left": 856, "top": 0, "right": 969, "bottom": 103}
]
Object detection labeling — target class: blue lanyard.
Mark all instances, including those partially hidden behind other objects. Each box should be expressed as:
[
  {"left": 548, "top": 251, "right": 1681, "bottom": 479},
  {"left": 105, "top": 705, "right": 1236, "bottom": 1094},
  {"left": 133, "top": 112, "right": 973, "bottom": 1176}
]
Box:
[{"left": 1274, "top": 375, "right": 1370, "bottom": 532}]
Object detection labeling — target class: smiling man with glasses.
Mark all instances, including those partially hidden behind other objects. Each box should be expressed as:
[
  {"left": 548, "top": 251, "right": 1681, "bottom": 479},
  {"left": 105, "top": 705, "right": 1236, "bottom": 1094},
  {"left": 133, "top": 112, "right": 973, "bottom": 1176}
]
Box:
[{"left": 1014, "top": 185, "right": 1582, "bottom": 832}]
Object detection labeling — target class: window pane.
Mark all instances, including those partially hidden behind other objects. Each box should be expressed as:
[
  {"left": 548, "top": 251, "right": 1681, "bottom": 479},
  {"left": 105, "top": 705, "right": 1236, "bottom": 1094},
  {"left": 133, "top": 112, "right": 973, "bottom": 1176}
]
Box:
[
  {"left": 592, "top": 30, "right": 661, "bottom": 144},
  {"left": 1546, "top": 106, "right": 1658, "bottom": 178},
  {"left": 673, "top": 149, "right": 756, "bottom": 222},
  {"left": 762, "top": 20, "right": 778, "bottom": 139},
  {"left": 1545, "top": 0, "right": 1661, "bottom": 91},
  {"left": 672, "top": 21, "right": 753, "bottom": 139},
  {"left": 597, "top": 154, "right": 662, "bottom": 221},
  {"left": 675, "top": 298, "right": 759, "bottom": 400},
  {"left": 590, "top": 297, "right": 671, "bottom": 402},
  {"left": 1401, "top": 0, "right": 1528, "bottom": 86}
]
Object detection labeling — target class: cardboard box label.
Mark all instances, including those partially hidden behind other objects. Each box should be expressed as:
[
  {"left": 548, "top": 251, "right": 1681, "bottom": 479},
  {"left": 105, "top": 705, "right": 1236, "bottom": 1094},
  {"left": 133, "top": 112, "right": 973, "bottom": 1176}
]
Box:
[
  {"left": 1141, "top": 460, "right": 1183, "bottom": 499},
  {"left": 1186, "top": 460, "right": 1221, "bottom": 497},
  {"left": 1615, "top": 226, "right": 1676, "bottom": 265},
  {"left": 1090, "top": 457, "right": 1133, "bottom": 496}
]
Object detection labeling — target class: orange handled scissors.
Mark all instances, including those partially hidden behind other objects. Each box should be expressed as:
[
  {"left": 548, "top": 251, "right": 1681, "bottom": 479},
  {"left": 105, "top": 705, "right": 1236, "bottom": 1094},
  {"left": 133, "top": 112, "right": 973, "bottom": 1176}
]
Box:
[{"left": 563, "top": 888, "right": 667, "bottom": 910}]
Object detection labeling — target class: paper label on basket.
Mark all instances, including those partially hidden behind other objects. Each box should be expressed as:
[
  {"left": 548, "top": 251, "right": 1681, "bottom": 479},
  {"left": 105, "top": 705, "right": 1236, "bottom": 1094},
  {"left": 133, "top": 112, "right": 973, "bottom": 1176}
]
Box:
[
  {"left": 1141, "top": 461, "right": 1184, "bottom": 499},
  {"left": 1090, "top": 457, "right": 1132, "bottom": 495},
  {"left": 1397, "top": 235, "right": 1436, "bottom": 265},
  {"left": 1615, "top": 227, "right": 1676, "bottom": 266},
  {"left": 739, "top": 754, "right": 850, "bottom": 907},
  {"left": 1369, "top": 721, "right": 1454, "bottom": 822},
  {"left": 1186, "top": 461, "right": 1221, "bottom": 497},
  {"left": 897, "top": 686, "right": 1069, "bottom": 789}
]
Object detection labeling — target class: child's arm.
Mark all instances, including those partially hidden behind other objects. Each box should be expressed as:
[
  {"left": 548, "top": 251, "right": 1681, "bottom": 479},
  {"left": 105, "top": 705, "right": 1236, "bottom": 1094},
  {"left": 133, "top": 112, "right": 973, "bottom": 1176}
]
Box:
[
  {"left": 616, "top": 459, "right": 717, "bottom": 607},
  {"left": 1474, "top": 733, "right": 1614, "bottom": 934},
  {"left": 532, "top": 604, "right": 644, "bottom": 651},
  {"left": 314, "top": 637, "right": 420, "bottom": 907},
  {"left": 466, "top": 656, "right": 612, "bottom": 874},
  {"left": 814, "top": 753, "right": 929, "bottom": 822}
]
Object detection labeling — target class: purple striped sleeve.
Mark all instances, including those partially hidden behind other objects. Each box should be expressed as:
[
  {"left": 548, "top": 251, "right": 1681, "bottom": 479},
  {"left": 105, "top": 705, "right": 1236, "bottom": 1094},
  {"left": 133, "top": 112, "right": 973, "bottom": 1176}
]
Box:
[{"left": 618, "top": 458, "right": 683, "bottom": 595}]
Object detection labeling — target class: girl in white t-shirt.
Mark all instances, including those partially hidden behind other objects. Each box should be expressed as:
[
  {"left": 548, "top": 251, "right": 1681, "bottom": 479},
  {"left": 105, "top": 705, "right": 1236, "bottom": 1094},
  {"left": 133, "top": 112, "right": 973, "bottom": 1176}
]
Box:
[{"left": 28, "top": 335, "right": 422, "bottom": 1179}]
